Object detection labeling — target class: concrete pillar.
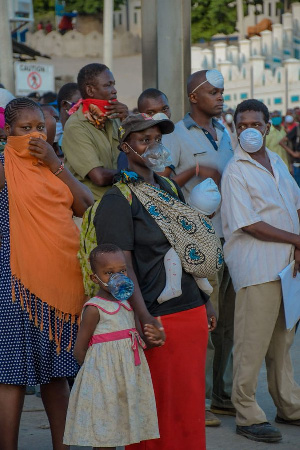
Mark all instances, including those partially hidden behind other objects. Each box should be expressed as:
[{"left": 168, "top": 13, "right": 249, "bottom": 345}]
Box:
[
  {"left": 272, "top": 23, "right": 283, "bottom": 54},
  {"left": 239, "top": 39, "right": 251, "bottom": 63},
  {"left": 282, "top": 12, "right": 293, "bottom": 29},
  {"left": 141, "top": 0, "right": 157, "bottom": 89},
  {"left": 103, "top": 0, "right": 114, "bottom": 70},
  {"left": 236, "top": 0, "right": 245, "bottom": 40},
  {"left": 0, "top": 0, "right": 14, "bottom": 93},
  {"left": 227, "top": 45, "right": 239, "bottom": 65},
  {"left": 260, "top": 30, "right": 272, "bottom": 56},
  {"left": 214, "top": 42, "right": 227, "bottom": 63},
  {"left": 217, "top": 61, "right": 232, "bottom": 81},
  {"left": 250, "top": 55, "right": 265, "bottom": 85},
  {"left": 292, "top": 2, "right": 300, "bottom": 33},
  {"left": 191, "top": 46, "right": 202, "bottom": 72},
  {"left": 156, "top": 0, "right": 191, "bottom": 123},
  {"left": 250, "top": 35, "right": 262, "bottom": 56}
]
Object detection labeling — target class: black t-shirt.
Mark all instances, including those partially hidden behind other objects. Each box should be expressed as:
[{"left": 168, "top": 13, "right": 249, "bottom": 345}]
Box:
[
  {"left": 94, "top": 175, "right": 208, "bottom": 317},
  {"left": 287, "top": 125, "right": 300, "bottom": 163}
]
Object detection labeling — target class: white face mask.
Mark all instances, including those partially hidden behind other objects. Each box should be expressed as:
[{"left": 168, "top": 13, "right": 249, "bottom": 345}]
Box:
[
  {"left": 54, "top": 122, "right": 63, "bottom": 143},
  {"left": 152, "top": 112, "right": 169, "bottom": 120},
  {"left": 225, "top": 113, "right": 233, "bottom": 124},
  {"left": 238, "top": 128, "right": 266, "bottom": 154},
  {"left": 285, "top": 114, "right": 294, "bottom": 124}
]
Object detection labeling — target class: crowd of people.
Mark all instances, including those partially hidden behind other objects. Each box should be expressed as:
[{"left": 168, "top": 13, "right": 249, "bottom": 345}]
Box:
[{"left": 0, "top": 62, "right": 299, "bottom": 450}]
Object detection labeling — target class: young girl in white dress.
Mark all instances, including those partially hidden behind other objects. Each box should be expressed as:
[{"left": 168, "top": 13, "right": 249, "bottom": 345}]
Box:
[{"left": 63, "top": 243, "right": 161, "bottom": 449}]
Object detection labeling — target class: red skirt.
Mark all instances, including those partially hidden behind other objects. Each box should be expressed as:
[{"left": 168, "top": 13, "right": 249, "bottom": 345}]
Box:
[{"left": 126, "top": 304, "right": 208, "bottom": 450}]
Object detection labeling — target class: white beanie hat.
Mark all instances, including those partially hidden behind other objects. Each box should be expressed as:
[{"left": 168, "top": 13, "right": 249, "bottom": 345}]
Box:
[
  {"left": 189, "top": 178, "right": 221, "bottom": 216},
  {"left": 0, "top": 88, "right": 15, "bottom": 109}
]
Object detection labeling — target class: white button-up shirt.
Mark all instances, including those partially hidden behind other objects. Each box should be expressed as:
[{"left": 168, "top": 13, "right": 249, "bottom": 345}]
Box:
[{"left": 221, "top": 145, "right": 300, "bottom": 292}]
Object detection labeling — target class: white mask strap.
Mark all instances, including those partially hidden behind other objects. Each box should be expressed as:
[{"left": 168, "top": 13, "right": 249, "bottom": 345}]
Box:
[{"left": 191, "top": 80, "right": 208, "bottom": 94}]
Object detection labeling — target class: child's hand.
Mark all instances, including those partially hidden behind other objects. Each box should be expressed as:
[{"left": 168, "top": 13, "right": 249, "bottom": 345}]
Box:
[
  {"left": 28, "top": 137, "right": 60, "bottom": 173},
  {"left": 205, "top": 299, "right": 217, "bottom": 332},
  {"left": 144, "top": 317, "right": 166, "bottom": 347}
]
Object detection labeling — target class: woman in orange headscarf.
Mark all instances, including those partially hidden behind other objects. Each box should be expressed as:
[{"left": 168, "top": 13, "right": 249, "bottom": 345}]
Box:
[{"left": 0, "top": 98, "right": 93, "bottom": 450}]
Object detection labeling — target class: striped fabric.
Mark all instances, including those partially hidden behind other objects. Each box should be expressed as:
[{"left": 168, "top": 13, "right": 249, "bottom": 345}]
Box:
[{"left": 221, "top": 145, "right": 300, "bottom": 292}]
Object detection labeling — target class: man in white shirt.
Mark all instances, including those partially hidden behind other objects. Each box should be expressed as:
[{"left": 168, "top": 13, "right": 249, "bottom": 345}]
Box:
[
  {"left": 165, "top": 69, "right": 235, "bottom": 426},
  {"left": 221, "top": 99, "right": 300, "bottom": 443}
]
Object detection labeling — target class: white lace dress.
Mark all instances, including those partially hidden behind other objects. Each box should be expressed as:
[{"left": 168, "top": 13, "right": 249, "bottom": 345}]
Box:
[{"left": 63, "top": 296, "right": 159, "bottom": 447}]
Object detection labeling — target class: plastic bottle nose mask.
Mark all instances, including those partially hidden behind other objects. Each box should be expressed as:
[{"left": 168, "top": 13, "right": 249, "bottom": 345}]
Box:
[
  {"left": 238, "top": 128, "right": 266, "bottom": 154},
  {"left": 127, "top": 142, "right": 172, "bottom": 172},
  {"left": 95, "top": 273, "right": 134, "bottom": 302}
]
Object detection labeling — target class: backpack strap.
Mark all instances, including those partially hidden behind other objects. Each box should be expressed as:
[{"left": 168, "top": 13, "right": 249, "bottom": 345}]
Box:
[
  {"left": 162, "top": 176, "right": 178, "bottom": 196},
  {"left": 114, "top": 181, "right": 133, "bottom": 205}
]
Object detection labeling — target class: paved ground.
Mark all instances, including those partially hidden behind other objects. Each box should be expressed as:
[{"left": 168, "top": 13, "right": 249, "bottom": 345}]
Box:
[
  {"left": 37, "top": 54, "right": 143, "bottom": 111},
  {"left": 19, "top": 331, "right": 300, "bottom": 450}
]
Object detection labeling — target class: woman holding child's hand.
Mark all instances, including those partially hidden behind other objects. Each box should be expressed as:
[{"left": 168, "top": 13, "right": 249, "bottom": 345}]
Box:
[{"left": 94, "top": 114, "right": 215, "bottom": 450}]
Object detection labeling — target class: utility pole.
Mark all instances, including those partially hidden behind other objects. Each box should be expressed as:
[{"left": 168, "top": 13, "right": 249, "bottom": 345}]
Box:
[
  {"left": 0, "top": 0, "right": 15, "bottom": 93},
  {"left": 141, "top": 0, "right": 191, "bottom": 123},
  {"left": 237, "top": 0, "right": 245, "bottom": 40},
  {"left": 103, "top": 0, "right": 114, "bottom": 71}
]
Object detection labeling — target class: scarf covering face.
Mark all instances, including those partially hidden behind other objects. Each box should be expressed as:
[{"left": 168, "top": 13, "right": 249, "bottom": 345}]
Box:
[
  {"left": 4, "top": 132, "right": 85, "bottom": 349},
  {"left": 68, "top": 99, "right": 117, "bottom": 129}
]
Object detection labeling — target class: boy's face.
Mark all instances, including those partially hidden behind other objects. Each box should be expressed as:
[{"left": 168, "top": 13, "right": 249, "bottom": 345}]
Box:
[
  {"left": 5, "top": 108, "right": 46, "bottom": 137},
  {"left": 235, "top": 110, "right": 270, "bottom": 138},
  {"left": 123, "top": 125, "right": 162, "bottom": 159},
  {"left": 139, "top": 95, "right": 171, "bottom": 119},
  {"left": 91, "top": 251, "right": 127, "bottom": 291}
]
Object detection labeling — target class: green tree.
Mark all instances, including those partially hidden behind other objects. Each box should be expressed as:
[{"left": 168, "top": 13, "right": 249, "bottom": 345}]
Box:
[
  {"left": 33, "top": 0, "right": 55, "bottom": 13},
  {"left": 191, "top": 0, "right": 237, "bottom": 42},
  {"left": 64, "top": 0, "right": 125, "bottom": 15}
]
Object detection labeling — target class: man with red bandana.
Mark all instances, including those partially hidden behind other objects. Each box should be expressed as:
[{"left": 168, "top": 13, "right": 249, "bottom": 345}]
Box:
[{"left": 62, "top": 63, "right": 128, "bottom": 200}]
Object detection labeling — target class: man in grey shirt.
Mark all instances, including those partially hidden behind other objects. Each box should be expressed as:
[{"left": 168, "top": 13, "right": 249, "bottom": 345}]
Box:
[{"left": 164, "top": 69, "right": 234, "bottom": 426}]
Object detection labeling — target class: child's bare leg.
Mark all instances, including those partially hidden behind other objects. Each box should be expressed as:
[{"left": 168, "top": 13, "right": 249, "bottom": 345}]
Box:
[
  {"left": 195, "top": 276, "right": 213, "bottom": 295},
  {"left": 40, "top": 377, "right": 70, "bottom": 450},
  {"left": 157, "top": 248, "right": 182, "bottom": 303},
  {"left": 0, "top": 384, "right": 25, "bottom": 450}
]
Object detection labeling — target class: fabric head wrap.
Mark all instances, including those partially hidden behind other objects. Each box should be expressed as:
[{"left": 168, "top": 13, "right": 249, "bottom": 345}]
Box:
[{"left": 191, "top": 70, "right": 224, "bottom": 94}]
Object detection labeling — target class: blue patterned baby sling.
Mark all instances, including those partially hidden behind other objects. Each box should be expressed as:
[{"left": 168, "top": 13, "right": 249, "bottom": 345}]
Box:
[{"left": 129, "top": 181, "right": 224, "bottom": 278}]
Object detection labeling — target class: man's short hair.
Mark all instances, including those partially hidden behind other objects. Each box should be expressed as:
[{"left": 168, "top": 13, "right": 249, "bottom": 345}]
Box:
[
  {"left": 137, "top": 88, "right": 168, "bottom": 111},
  {"left": 234, "top": 99, "right": 270, "bottom": 124},
  {"left": 57, "top": 82, "right": 79, "bottom": 111},
  {"left": 77, "top": 63, "right": 109, "bottom": 98}
]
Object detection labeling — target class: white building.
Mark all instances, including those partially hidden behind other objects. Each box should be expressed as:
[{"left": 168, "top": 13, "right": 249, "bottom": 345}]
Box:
[
  {"left": 113, "top": 0, "right": 141, "bottom": 37},
  {"left": 192, "top": 2, "right": 300, "bottom": 113}
]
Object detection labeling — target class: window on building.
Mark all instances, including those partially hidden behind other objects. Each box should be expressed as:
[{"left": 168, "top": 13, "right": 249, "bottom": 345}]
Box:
[
  {"left": 291, "top": 95, "right": 300, "bottom": 102},
  {"left": 267, "top": 98, "right": 271, "bottom": 105},
  {"left": 240, "top": 93, "right": 248, "bottom": 99},
  {"left": 262, "top": 74, "right": 265, "bottom": 86},
  {"left": 277, "top": 72, "right": 281, "bottom": 83},
  {"left": 242, "top": 67, "right": 246, "bottom": 79},
  {"left": 274, "top": 97, "right": 282, "bottom": 104},
  {"left": 228, "top": 69, "right": 232, "bottom": 81},
  {"left": 234, "top": 93, "right": 237, "bottom": 100},
  {"left": 134, "top": 12, "right": 138, "bottom": 24},
  {"left": 224, "top": 95, "right": 231, "bottom": 101},
  {"left": 119, "top": 13, "right": 122, "bottom": 25},
  {"left": 269, "top": 2, "right": 272, "bottom": 16}
]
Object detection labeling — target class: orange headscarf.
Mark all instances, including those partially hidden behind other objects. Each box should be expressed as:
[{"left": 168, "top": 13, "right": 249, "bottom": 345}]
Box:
[{"left": 4, "top": 132, "right": 85, "bottom": 349}]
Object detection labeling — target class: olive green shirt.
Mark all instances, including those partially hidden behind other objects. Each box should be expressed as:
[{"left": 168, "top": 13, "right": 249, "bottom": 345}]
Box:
[{"left": 62, "top": 106, "right": 120, "bottom": 200}]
